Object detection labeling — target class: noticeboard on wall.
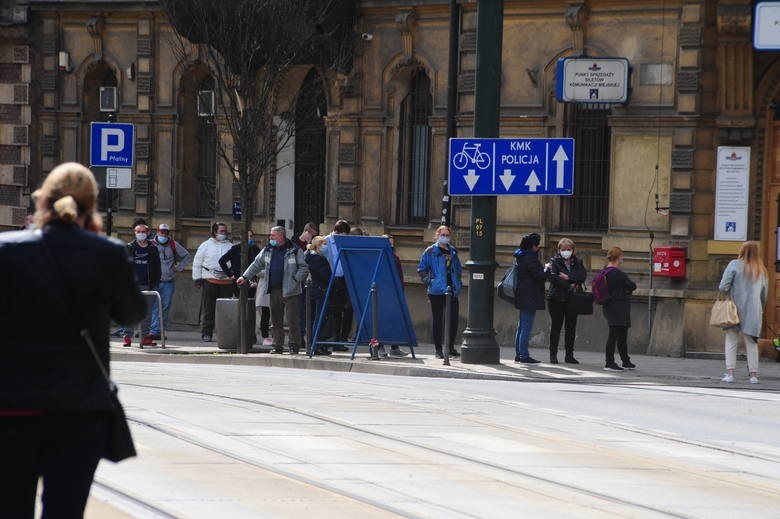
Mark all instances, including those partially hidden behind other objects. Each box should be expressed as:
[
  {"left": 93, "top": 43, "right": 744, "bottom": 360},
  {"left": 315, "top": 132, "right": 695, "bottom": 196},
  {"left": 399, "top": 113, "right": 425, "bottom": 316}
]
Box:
[{"left": 714, "top": 146, "right": 750, "bottom": 242}]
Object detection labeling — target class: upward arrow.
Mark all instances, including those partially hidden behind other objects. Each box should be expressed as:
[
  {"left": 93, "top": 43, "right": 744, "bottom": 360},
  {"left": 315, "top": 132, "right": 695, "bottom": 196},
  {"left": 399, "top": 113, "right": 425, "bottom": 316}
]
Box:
[
  {"left": 552, "top": 145, "right": 569, "bottom": 189},
  {"left": 525, "top": 170, "right": 541, "bottom": 192},
  {"left": 463, "top": 169, "right": 480, "bottom": 191}
]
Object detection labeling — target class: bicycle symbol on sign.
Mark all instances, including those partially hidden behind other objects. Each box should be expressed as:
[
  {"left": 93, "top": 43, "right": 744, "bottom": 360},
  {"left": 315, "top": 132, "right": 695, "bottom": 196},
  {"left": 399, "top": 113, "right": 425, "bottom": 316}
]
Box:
[{"left": 452, "top": 142, "right": 491, "bottom": 170}]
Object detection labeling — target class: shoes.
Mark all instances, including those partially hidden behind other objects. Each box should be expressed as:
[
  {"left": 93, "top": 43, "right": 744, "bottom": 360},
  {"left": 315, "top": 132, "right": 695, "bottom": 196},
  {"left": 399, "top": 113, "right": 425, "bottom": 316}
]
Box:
[
  {"left": 377, "top": 345, "right": 388, "bottom": 358},
  {"left": 123, "top": 336, "right": 131, "bottom": 347},
  {"left": 604, "top": 363, "right": 624, "bottom": 371},
  {"left": 564, "top": 356, "right": 579, "bottom": 364},
  {"left": 141, "top": 336, "right": 157, "bottom": 347},
  {"left": 749, "top": 376, "right": 759, "bottom": 384},
  {"left": 435, "top": 351, "right": 444, "bottom": 359},
  {"left": 332, "top": 345, "right": 349, "bottom": 352},
  {"left": 721, "top": 373, "right": 734, "bottom": 383},
  {"left": 148, "top": 333, "right": 166, "bottom": 340},
  {"left": 516, "top": 357, "right": 541, "bottom": 364},
  {"left": 202, "top": 335, "right": 212, "bottom": 342},
  {"left": 448, "top": 349, "right": 460, "bottom": 358},
  {"left": 622, "top": 361, "right": 636, "bottom": 370},
  {"left": 313, "top": 348, "right": 332, "bottom": 356},
  {"left": 290, "top": 347, "right": 299, "bottom": 355},
  {"left": 270, "top": 348, "right": 284, "bottom": 354},
  {"left": 549, "top": 355, "right": 559, "bottom": 364},
  {"left": 262, "top": 337, "right": 273, "bottom": 346},
  {"left": 388, "top": 347, "right": 409, "bottom": 358}
]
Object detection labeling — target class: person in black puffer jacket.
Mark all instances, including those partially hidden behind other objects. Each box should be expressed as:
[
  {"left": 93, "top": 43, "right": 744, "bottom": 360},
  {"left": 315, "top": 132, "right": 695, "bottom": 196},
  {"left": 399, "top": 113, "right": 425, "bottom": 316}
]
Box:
[
  {"left": 0, "top": 162, "right": 146, "bottom": 519},
  {"left": 546, "top": 238, "right": 587, "bottom": 364},
  {"left": 305, "top": 235, "right": 333, "bottom": 355},
  {"left": 513, "top": 233, "right": 550, "bottom": 364}
]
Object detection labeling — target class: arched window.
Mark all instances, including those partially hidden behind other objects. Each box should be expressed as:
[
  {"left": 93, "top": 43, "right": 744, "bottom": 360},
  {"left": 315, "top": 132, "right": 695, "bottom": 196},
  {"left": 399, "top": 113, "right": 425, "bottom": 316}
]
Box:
[
  {"left": 396, "top": 69, "right": 432, "bottom": 225},
  {"left": 294, "top": 69, "right": 327, "bottom": 234}
]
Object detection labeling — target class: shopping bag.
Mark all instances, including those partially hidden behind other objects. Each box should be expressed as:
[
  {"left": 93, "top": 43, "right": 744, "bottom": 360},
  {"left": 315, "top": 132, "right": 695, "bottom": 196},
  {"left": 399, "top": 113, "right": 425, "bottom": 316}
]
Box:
[
  {"left": 497, "top": 266, "right": 516, "bottom": 304},
  {"left": 709, "top": 292, "right": 740, "bottom": 328}
]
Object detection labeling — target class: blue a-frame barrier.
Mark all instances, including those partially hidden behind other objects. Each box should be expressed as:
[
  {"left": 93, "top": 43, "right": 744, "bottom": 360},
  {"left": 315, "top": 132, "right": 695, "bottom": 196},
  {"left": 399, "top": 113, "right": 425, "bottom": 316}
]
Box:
[{"left": 309, "top": 235, "right": 417, "bottom": 359}]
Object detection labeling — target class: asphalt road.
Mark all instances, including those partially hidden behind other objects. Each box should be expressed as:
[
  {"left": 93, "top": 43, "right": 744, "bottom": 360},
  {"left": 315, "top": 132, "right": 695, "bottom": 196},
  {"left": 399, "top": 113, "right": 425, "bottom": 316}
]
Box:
[{"left": 85, "top": 362, "right": 780, "bottom": 518}]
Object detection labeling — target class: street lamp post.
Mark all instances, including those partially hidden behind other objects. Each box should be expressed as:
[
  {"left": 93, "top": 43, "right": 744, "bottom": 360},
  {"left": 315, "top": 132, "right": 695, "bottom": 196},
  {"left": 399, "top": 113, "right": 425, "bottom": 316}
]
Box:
[{"left": 460, "top": 0, "right": 503, "bottom": 365}]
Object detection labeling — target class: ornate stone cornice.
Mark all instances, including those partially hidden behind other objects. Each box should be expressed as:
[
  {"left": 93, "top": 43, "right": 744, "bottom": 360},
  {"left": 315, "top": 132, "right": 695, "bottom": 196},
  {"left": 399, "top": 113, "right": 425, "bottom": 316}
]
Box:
[
  {"left": 86, "top": 17, "right": 105, "bottom": 59},
  {"left": 395, "top": 9, "right": 417, "bottom": 63},
  {"left": 564, "top": 3, "right": 589, "bottom": 56},
  {"left": 716, "top": 2, "right": 751, "bottom": 37}
]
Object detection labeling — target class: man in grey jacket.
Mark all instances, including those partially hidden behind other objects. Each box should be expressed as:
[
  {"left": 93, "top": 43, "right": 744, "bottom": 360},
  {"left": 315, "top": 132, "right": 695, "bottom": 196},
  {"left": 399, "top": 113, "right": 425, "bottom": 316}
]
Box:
[{"left": 237, "top": 226, "right": 308, "bottom": 354}]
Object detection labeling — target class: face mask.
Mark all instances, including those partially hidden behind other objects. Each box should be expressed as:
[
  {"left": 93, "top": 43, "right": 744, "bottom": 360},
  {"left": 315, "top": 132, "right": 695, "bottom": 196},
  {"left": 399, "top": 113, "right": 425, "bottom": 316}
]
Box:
[
  {"left": 135, "top": 233, "right": 147, "bottom": 242},
  {"left": 157, "top": 236, "right": 169, "bottom": 245},
  {"left": 216, "top": 234, "right": 227, "bottom": 241},
  {"left": 269, "top": 239, "right": 278, "bottom": 247},
  {"left": 437, "top": 236, "right": 450, "bottom": 245},
  {"left": 560, "top": 250, "right": 572, "bottom": 259},
  {"left": 247, "top": 239, "right": 254, "bottom": 246}
]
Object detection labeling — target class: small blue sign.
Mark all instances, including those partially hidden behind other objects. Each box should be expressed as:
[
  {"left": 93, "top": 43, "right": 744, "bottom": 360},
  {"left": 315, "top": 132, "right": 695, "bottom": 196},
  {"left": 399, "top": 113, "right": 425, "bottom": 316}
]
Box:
[
  {"left": 90, "top": 122, "right": 134, "bottom": 167},
  {"left": 448, "top": 138, "right": 575, "bottom": 196}
]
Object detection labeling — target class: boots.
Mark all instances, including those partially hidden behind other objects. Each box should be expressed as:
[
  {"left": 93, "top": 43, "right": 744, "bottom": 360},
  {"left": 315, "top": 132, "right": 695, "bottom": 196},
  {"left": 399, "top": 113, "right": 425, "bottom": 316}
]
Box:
[
  {"left": 549, "top": 347, "right": 558, "bottom": 364},
  {"left": 564, "top": 346, "right": 579, "bottom": 364}
]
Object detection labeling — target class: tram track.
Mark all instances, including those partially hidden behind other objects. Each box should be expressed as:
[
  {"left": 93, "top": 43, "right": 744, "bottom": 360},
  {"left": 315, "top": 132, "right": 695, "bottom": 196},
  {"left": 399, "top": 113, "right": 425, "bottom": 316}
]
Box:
[{"left": 121, "top": 380, "right": 731, "bottom": 518}]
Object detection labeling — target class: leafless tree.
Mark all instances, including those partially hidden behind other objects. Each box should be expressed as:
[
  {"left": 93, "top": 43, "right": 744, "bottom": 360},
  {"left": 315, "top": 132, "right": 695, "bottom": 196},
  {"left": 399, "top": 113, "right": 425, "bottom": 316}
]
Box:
[{"left": 160, "top": 0, "right": 354, "bottom": 353}]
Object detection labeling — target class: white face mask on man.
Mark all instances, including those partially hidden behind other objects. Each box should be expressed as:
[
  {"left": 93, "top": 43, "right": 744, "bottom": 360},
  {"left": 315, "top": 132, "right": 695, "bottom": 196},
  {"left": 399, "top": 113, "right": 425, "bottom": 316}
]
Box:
[{"left": 135, "top": 233, "right": 147, "bottom": 242}]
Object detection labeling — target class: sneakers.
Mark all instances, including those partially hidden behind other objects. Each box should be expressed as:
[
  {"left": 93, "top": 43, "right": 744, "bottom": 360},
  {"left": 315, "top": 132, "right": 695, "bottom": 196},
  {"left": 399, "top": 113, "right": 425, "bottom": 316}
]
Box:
[
  {"left": 448, "top": 349, "right": 460, "bottom": 358},
  {"left": 388, "top": 346, "right": 409, "bottom": 358},
  {"left": 720, "top": 373, "right": 734, "bottom": 383},
  {"left": 749, "top": 376, "right": 759, "bottom": 384},
  {"left": 201, "top": 334, "right": 212, "bottom": 342},
  {"left": 516, "top": 357, "right": 541, "bottom": 364},
  {"left": 122, "top": 336, "right": 131, "bottom": 347},
  {"left": 141, "top": 336, "right": 157, "bottom": 347},
  {"left": 604, "top": 363, "right": 624, "bottom": 371},
  {"left": 622, "top": 361, "right": 636, "bottom": 370}
]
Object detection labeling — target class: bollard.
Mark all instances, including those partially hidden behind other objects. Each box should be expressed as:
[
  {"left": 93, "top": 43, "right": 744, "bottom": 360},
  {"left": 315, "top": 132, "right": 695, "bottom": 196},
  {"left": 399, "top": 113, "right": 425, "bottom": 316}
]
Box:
[
  {"left": 443, "top": 285, "right": 452, "bottom": 366},
  {"left": 138, "top": 290, "right": 165, "bottom": 349},
  {"left": 369, "top": 282, "right": 381, "bottom": 359},
  {"left": 238, "top": 283, "right": 247, "bottom": 354},
  {"left": 305, "top": 279, "right": 314, "bottom": 357}
]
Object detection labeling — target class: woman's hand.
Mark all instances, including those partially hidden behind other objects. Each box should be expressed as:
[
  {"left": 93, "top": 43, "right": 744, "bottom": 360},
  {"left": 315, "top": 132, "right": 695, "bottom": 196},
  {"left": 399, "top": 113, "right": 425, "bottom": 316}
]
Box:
[{"left": 558, "top": 272, "right": 570, "bottom": 281}]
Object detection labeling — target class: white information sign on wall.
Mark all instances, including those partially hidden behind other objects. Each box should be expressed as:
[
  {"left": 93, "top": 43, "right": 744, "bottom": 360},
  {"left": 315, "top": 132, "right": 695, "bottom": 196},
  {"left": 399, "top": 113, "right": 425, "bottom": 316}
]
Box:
[
  {"left": 754, "top": 2, "right": 780, "bottom": 50},
  {"left": 555, "top": 57, "right": 630, "bottom": 103},
  {"left": 714, "top": 147, "right": 750, "bottom": 241},
  {"left": 106, "top": 167, "right": 132, "bottom": 189}
]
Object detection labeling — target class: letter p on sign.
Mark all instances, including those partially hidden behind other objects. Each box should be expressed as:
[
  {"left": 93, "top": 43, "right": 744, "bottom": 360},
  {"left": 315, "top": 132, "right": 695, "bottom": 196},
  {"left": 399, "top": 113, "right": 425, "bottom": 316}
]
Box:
[{"left": 101, "top": 128, "right": 124, "bottom": 161}]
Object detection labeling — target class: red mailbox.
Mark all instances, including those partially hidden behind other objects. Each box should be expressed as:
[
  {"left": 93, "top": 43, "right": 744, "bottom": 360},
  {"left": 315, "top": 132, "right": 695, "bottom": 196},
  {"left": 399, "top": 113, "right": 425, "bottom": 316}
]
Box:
[{"left": 653, "top": 246, "right": 686, "bottom": 278}]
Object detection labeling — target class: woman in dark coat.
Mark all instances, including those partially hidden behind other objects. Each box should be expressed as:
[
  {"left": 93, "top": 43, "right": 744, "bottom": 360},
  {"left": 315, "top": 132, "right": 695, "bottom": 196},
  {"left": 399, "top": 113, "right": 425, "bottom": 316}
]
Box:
[
  {"left": 602, "top": 246, "right": 637, "bottom": 371},
  {"left": 305, "top": 235, "right": 333, "bottom": 355},
  {"left": 546, "top": 237, "right": 587, "bottom": 364},
  {"left": 0, "top": 162, "right": 146, "bottom": 518},
  {"left": 513, "top": 233, "right": 550, "bottom": 363}
]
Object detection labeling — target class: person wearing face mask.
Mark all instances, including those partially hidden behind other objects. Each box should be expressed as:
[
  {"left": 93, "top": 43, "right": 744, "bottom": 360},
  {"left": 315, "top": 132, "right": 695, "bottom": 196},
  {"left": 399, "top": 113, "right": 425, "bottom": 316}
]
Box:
[
  {"left": 120, "top": 223, "right": 161, "bottom": 347},
  {"left": 417, "top": 225, "right": 462, "bottom": 359},
  {"left": 601, "top": 246, "right": 637, "bottom": 371},
  {"left": 292, "top": 222, "right": 319, "bottom": 348},
  {"left": 304, "top": 235, "right": 333, "bottom": 355},
  {"left": 192, "top": 222, "right": 234, "bottom": 342},
  {"left": 218, "top": 230, "right": 261, "bottom": 345},
  {"left": 149, "top": 224, "right": 190, "bottom": 341},
  {"left": 513, "top": 233, "right": 550, "bottom": 364},
  {"left": 545, "top": 238, "right": 587, "bottom": 364}
]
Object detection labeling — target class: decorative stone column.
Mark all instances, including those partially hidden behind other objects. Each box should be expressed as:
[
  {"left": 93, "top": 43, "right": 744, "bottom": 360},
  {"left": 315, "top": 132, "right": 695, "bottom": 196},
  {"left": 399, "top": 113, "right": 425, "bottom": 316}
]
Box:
[{"left": 716, "top": 0, "right": 754, "bottom": 138}]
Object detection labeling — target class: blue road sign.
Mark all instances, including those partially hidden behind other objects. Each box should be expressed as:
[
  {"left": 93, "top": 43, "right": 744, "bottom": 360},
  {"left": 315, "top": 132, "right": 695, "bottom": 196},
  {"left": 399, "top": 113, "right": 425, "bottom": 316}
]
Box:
[
  {"left": 448, "top": 138, "right": 575, "bottom": 196},
  {"left": 90, "top": 122, "right": 135, "bottom": 167}
]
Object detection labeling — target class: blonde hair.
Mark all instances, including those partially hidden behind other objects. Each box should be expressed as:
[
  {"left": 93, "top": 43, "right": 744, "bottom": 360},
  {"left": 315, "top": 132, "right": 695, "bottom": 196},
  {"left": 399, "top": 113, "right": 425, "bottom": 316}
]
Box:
[
  {"left": 738, "top": 241, "right": 768, "bottom": 282},
  {"left": 435, "top": 225, "right": 450, "bottom": 236},
  {"left": 558, "top": 238, "right": 575, "bottom": 250},
  {"left": 33, "top": 162, "right": 101, "bottom": 230},
  {"left": 606, "top": 246, "right": 623, "bottom": 263},
  {"left": 307, "top": 235, "right": 326, "bottom": 251}
]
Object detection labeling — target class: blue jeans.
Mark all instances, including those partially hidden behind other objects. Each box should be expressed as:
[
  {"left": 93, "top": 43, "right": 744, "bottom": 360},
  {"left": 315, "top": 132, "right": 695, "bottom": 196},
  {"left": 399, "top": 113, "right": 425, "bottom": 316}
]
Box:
[
  {"left": 514, "top": 310, "right": 537, "bottom": 360},
  {"left": 150, "top": 281, "right": 175, "bottom": 335}
]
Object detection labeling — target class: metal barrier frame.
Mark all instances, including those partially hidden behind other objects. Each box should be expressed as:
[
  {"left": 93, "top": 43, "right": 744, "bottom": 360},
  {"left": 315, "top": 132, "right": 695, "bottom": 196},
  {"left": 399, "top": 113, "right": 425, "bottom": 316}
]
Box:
[{"left": 138, "top": 290, "right": 165, "bottom": 349}]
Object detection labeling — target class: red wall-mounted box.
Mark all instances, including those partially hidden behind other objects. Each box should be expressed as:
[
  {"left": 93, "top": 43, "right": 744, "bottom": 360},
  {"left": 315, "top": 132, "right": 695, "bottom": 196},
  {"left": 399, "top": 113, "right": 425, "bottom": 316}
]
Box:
[{"left": 653, "top": 247, "right": 686, "bottom": 278}]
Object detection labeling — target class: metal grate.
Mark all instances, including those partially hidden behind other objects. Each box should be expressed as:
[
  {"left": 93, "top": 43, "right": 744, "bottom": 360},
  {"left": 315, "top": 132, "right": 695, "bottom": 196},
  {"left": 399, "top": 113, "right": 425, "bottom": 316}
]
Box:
[
  {"left": 396, "top": 70, "right": 432, "bottom": 225},
  {"left": 560, "top": 103, "right": 611, "bottom": 232}
]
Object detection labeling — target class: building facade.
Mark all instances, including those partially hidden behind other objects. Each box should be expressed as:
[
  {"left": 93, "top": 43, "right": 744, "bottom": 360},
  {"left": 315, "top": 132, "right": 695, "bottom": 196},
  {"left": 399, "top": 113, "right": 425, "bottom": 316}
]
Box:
[{"left": 1, "top": 0, "right": 778, "bottom": 354}]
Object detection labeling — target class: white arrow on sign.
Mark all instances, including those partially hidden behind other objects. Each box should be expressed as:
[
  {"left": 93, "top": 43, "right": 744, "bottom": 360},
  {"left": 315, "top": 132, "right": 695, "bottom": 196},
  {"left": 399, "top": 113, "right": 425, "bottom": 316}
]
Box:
[
  {"left": 464, "top": 169, "right": 480, "bottom": 191},
  {"left": 525, "top": 170, "right": 541, "bottom": 192},
  {"left": 499, "top": 169, "right": 515, "bottom": 190},
  {"left": 552, "top": 145, "right": 569, "bottom": 189}
]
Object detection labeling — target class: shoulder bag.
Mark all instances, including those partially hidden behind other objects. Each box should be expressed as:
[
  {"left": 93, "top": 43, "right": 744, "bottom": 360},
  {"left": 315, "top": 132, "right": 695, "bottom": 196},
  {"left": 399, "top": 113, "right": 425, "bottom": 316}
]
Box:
[
  {"left": 567, "top": 286, "right": 594, "bottom": 315},
  {"left": 497, "top": 265, "right": 516, "bottom": 304},
  {"left": 709, "top": 292, "right": 740, "bottom": 328}
]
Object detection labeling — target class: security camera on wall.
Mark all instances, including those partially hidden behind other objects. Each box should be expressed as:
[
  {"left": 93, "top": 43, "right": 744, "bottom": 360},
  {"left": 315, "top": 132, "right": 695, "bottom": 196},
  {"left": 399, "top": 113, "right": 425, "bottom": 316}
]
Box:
[{"left": 361, "top": 33, "right": 373, "bottom": 41}]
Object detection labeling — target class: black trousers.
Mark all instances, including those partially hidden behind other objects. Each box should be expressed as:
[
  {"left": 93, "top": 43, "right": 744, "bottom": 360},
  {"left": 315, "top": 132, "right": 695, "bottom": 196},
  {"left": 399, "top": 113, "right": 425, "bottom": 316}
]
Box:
[
  {"left": 328, "top": 277, "right": 353, "bottom": 341},
  {"left": 0, "top": 413, "right": 110, "bottom": 519},
  {"left": 201, "top": 281, "right": 234, "bottom": 336},
  {"left": 605, "top": 325, "right": 631, "bottom": 365},
  {"left": 429, "top": 294, "right": 459, "bottom": 353},
  {"left": 548, "top": 299, "right": 579, "bottom": 357}
]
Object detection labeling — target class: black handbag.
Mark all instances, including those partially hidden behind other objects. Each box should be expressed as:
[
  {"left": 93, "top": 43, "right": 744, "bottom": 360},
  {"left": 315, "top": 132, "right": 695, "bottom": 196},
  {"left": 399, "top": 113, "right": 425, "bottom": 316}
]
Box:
[
  {"left": 567, "top": 289, "right": 594, "bottom": 315},
  {"left": 40, "top": 234, "right": 137, "bottom": 462}
]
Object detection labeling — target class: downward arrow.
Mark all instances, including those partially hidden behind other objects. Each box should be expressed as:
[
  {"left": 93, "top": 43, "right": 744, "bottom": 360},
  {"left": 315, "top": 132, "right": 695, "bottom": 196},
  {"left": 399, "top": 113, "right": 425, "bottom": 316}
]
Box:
[
  {"left": 499, "top": 169, "right": 516, "bottom": 190},
  {"left": 552, "top": 145, "right": 569, "bottom": 189},
  {"left": 525, "top": 170, "right": 541, "bottom": 192},
  {"left": 464, "top": 169, "right": 480, "bottom": 191}
]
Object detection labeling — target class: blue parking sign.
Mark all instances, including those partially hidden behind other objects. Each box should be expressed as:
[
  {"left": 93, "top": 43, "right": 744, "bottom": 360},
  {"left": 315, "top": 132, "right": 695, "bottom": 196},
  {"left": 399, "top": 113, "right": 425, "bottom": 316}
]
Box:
[{"left": 90, "top": 122, "right": 134, "bottom": 167}]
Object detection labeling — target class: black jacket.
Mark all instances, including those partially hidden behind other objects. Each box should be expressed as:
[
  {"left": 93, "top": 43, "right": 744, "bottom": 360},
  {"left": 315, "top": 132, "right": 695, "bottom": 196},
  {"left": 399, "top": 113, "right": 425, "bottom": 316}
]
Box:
[
  {"left": 546, "top": 254, "right": 587, "bottom": 302},
  {"left": 513, "top": 248, "right": 549, "bottom": 311},
  {"left": 125, "top": 240, "right": 161, "bottom": 289},
  {"left": 602, "top": 268, "right": 637, "bottom": 327},
  {"left": 219, "top": 243, "right": 261, "bottom": 279},
  {"left": 304, "top": 250, "right": 332, "bottom": 296},
  {"left": 0, "top": 222, "right": 146, "bottom": 412}
]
